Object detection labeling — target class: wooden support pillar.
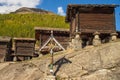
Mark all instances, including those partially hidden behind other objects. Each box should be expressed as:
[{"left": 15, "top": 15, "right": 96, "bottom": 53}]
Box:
[
  {"left": 0, "top": 55, "right": 5, "bottom": 62},
  {"left": 93, "top": 32, "right": 101, "bottom": 46},
  {"left": 110, "top": 32, "right": 118, "bottom": 41},
  {"left": 39, "top": 34, "right": 42, "bottom": 48},
  {"left": 14, "top": 41, "right": 17, "bottom": 61}
]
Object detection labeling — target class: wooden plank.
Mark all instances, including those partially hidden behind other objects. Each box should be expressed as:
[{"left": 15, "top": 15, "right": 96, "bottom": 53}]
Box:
[
  {"left": 16, "top": 48, "right": 34, "bottom": 52},
  {"left": 0, "top": 45, "right": 7, "bottom": 49},
  {"left": 0, "top": 49, "right": 6, "bottom": 54},
  {"left": 79, "top": 13, "right": 115, "bottom": 32},
  {"left": 0, "top": 49, "right": 6, "bottom": 62},
  {"left": 15, "top": 53, "right": 33, "bottom": 56},
  {"left": 16, "top": 51, "right": 34, "bottom": 56},
  {"left": 80, "top": 29, "right": 115, "bottom": 33},
  {"left": 16, "top": 52, "right": 33, "bottom": 55},
  {"left": 16, "top": 43, "right": 34, "bottom": 47},
  {"left": 55, "top": 38, "right": 69, "bottom": 42}
]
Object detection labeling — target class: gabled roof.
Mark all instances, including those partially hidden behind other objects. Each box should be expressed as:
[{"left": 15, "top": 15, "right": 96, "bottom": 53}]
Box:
[{"left": 66, "top": 4, "right": 119, "bottom": 22}]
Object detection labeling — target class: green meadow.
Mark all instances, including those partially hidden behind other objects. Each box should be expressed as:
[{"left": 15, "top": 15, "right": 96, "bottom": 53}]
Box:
[{"left": 0, "top": 13, "right": 69, "bottom": 38}]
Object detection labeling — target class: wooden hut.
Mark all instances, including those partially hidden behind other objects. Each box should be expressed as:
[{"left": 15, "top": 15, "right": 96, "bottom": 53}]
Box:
[
  {"left": 35, "top": 27, "right": 70, "bottom": 53},
  {"left": 0, "top": 36, "right": 12, "bottom": 62},
  {"left": 66, "top": 4, "right": 118, "bottom": 46},
  {"left": 13, "top": 38, "right": 37, "bottom": 61}
]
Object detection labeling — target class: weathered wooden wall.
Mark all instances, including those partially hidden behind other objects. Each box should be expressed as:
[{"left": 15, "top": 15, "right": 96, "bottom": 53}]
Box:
[
  {"left": 79, "top": 13, "right": 115, "bottom": 33},
  {"left": 16, "top": 42, "right": 34, "bottom": 56},
  {"left": 70, "top": 17, "right": 76, "bottom": 37},
  {"left": 14, "top": 38, "right": 36, "bottom": 61},
  {"left": 0, "top": 40, "right": 12, "bottom": 62},
  {"left": 52, "top": 33, "right": 69, "bottom": 49},
  {"left": 67, "top": 5, "right": 117, "bottom": 37},
  {"left": 40, "top": 32, "right": 70, "bottom": 49},
  {"left": 35, "top": 28, "right": 70, "bottom": 50},
  {"left": 14, "top": 40, "right": 36, "bottom": 56},
  {"left": 70, "top": 12, "right": 116, "bottom": 35},
  {"left": 40, "top": 33, "right": 50, "bottom": 46}
]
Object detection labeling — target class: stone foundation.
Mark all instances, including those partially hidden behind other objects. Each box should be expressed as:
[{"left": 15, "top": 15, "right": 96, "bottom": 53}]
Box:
[
  {"left": 111, "top": 32, "right": 118, "bottom": 41},
  {"left": 13, "top": 56, "right": 17, "bottom": 61},
  {"left": 93, "top": 32, "right": 101, "bottom": 46},
  {"left": 68, "top": 33, "right": 82, "bottom": 50}
]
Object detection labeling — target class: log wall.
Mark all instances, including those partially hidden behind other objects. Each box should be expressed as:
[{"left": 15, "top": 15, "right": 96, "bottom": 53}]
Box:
[
  {"left": 70, "top": 17, "right": 76, "bottom": 37},
  {"left": 40, "top": 33, "right": 70, "bottom": 49},
  {"left": 14, "top": 39, "right": 36, "bottom": 57},
  {"left": 35, "top": 28, "right": 70, "bottom": 51},
  {"left": 79, "top": 13, "right": 115, "bottom": 33},
  {"left": 0, "top": 41, "right": 12, "bottom": 62},
  {"left": 13, "top": 39, "right": 36, "bottom": 61}
]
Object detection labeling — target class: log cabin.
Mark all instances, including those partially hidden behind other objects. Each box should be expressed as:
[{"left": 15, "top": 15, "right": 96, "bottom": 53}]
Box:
[
  {"left": 66, "top": 4, "right": 118, "bottom": 47},
  {"left": 13, "top": 38, "right": 37, "bottom": 61},
  {"left": 0, "top": 36, "right": 12, "bottom": 62},
  {"left": 35, "top": 27, "right": 70, "bottom": 53}
]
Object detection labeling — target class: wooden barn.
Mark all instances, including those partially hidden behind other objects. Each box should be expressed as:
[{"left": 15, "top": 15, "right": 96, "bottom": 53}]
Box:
[
  {"left": 66, "top": 4, "right": 118, "bottom": 47},
  {"left": 0, "top": 36, "right": 12, "bottom": 62},
  {"left": 35, "top": 27, "right": 70, "bottom": 53},
  {"left": 12, "top": 38, "right": 37, "bottom": 61}
]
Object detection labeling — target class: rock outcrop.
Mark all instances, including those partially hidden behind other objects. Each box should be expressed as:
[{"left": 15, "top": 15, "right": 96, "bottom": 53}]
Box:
[
  {"left": 56, "top": 41, "right": 120, "bottom": 79},
  {"left": 0, "top": 41, "right": 120, "bottom": 80}
]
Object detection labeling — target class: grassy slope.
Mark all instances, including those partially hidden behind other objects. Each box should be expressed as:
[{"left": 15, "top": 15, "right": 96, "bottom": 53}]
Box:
[{"left": 0, "top": 13, "right": 69, "bottom": 38}]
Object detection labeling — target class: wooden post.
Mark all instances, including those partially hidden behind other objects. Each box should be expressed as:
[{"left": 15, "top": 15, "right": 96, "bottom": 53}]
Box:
[
  {"left": 45, "top": 31, "right": 56, "bottom": 80},
  {"left": 50, "top": 49, "right": 54, "bottom": 75},
  {"left": 14, "top": 41, "right": 17, "bottom": 61},
  {"left": 39, "top": 34, "right": 42, "bottom": 48},
  {"left": 49, "top": 31, "right": 54, "bottom": 75},
  {"left": 75, "top": 11, "right": 79, "bottom": 33}
]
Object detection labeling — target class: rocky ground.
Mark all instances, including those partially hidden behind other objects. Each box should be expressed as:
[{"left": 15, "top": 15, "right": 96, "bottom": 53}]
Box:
[{"left": 0, "top": 41, "right": 120, "bottom": 80}]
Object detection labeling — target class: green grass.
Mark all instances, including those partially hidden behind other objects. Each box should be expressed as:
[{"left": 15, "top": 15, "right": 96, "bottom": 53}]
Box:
[{"left": 0, "top": 13, "right": 69, "bottom": 38}]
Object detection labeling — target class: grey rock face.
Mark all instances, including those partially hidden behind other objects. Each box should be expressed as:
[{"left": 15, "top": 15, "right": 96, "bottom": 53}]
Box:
[
  {"left": 56, "top": 42, "right": 120, "bottom": 80},
  {"left": 0, "top": 41, "right": 120, "bottom": 80}
]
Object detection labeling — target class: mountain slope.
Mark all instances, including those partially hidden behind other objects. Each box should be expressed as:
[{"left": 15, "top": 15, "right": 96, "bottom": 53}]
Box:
[{"left": 0, "top": 13, "right": 69, "bottom": 38}]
